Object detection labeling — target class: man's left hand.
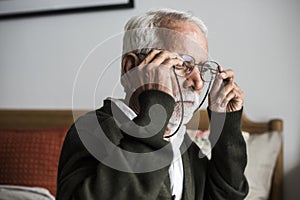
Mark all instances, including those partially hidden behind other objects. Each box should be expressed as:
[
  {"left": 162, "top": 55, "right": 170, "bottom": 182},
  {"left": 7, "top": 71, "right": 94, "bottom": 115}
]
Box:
[{"left": 208, "top": 66, "right": 245, "bottom": 113}]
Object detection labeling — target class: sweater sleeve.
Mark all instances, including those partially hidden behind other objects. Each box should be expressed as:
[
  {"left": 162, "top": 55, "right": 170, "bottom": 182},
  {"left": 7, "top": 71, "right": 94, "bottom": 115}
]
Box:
[
  {"left": 56, "top": 90, "right": 175, "bottom": 200},
  {"left": 204, "top": 108, "right": 249, "bottom": 200}
]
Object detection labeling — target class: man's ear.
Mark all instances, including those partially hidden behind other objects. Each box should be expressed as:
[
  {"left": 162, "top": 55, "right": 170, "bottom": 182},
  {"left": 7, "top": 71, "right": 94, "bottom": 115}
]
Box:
[{"left": 121, "top": 53, "right": 139, "bottom": 74}]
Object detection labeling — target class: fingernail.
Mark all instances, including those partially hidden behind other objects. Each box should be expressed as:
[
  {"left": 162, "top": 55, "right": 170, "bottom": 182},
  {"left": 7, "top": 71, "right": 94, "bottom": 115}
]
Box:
[
  {"left": 217, "top": 98, "right": 221, "bottom": 104},
  {"left": 221, "top": 102, "right": 226, "bottom": 107}
]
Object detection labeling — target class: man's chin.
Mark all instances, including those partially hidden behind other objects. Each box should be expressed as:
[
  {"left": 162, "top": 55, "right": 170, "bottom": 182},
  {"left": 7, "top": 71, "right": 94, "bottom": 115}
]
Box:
[{"left": 168, "top": 113, "right": 194, "bottom": 127}]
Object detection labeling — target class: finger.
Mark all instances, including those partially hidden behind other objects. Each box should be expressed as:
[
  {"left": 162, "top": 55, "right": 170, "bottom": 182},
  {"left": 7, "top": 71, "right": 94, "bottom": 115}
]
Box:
[
  {"left": 218, "top": 69, "right": 234, "bottom": 81},
  {"left": 138, "top": 56, "right": 183, "bottom": 97},
  {"left": 156, "top": 59, "right": 183, "bottom": 96},
  {"left": 210, "top": 75, "right": 223, "bottom": 97},
  {"left": 143, "top": 57, "right": 183, "bottom": 77},
  {"left": 161, "top": 58, "right": 184, "bottom": 95},
  {"left": 217, "top": 81, "right": 235, "bottom": 102},
  {"left": 138, "top": 50, "right": 182, "bottom": 71},
  {"left": 221, "top": 89, "right": 237, "bottom": 108},
  {"left": 138, "top": 49, "right": 162, "bottom": 69},
  {"left": 161, "top": 58, "right": 184, "bottom": 68},
  {"left": 212, "top": 69, "right": 234, "bottom": 97},
  {"left": 233, "top": 83, "right": 245, "bottom": 103},
  {"left": 217, "top": 65, "right": 223, "bottom": 72},
  {"left": 222, "top": 83, "right": 245, "bottom": 108},
  {"left": 150, "top": 50, "right": 182, "bottom": 67}
]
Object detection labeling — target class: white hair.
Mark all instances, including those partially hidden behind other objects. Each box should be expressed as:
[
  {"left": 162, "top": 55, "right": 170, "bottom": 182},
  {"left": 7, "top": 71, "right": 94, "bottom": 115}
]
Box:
[{"left": 122, "top": 8, "right": 208, "bottom": 55}]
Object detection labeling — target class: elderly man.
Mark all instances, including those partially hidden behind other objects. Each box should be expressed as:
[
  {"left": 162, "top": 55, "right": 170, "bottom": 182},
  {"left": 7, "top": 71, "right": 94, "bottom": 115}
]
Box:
[{"left": 57, "top": 9, "right": 248, "bottom": 200}]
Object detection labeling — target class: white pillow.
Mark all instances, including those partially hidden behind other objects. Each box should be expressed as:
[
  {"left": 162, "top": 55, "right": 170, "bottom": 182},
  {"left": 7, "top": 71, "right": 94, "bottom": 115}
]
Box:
[
  {"left": 187, "top": 129, "right": 281, "bottom": 200},
  {"left": 0, "top": 185, "right": 55, "bottom": 200},
  {"left": 244, "top": 131, "right": 282, "bottom": 200}
]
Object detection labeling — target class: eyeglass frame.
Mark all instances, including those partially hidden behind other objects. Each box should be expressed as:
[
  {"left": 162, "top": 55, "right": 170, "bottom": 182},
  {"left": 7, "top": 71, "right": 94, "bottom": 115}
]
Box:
[
  {"left": 132, "top": 50, "right": 220, "bottom": 82},
  {"left": 175, "top": 54, "right": 220, "bottom": 82}
]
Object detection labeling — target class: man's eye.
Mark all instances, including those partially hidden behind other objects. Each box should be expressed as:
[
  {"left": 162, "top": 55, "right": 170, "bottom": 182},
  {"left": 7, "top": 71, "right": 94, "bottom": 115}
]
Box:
[
  {"left": 174, "top": 65, "right": 185, "bottom": 69},
  {"left": 183, "top": 61, "right": 194, "bottom": 68},
  {"left": 211, "top": 69, "right": 218, "bottom": 74},
  {"left": 201, "top": 67, "right": 209, "bottom": 73}
]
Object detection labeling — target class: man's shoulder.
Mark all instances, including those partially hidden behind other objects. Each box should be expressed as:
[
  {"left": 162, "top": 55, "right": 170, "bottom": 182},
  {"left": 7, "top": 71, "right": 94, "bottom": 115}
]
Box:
[{"left": 72, "top": 100, "right": 115, "bottom": 134}]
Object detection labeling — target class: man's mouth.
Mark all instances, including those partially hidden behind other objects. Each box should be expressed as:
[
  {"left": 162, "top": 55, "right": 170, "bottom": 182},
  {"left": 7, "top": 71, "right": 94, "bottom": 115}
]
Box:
[{"left": 176, "top": 101, "right": 195, "bottom": 105}]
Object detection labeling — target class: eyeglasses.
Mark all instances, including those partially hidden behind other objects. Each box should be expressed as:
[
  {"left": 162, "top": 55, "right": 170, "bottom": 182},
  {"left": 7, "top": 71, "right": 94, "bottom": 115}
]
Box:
[
  {"left": 174, "top": 54, "right": 219, "bottom": 82},
  {"left": 135, "top": 51, "right": 219, "bottom": 82}
]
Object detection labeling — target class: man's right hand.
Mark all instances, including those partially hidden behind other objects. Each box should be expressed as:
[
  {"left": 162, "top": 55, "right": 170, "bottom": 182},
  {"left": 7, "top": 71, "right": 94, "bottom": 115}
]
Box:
[{"left": 121, "top": 49, "right": 184, "bottom": 99}]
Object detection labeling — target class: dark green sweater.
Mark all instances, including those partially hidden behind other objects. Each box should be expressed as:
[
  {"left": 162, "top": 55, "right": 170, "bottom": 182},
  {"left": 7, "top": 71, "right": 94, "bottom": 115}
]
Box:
[{"left": 57, "top": 90, "right": 248, "bottom": 200}]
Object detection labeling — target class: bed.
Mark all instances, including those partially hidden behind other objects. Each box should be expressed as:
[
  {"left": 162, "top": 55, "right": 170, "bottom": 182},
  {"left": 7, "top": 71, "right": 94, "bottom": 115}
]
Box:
[{"left": 0, "top": 109, "right": 283, "bottom": 200}]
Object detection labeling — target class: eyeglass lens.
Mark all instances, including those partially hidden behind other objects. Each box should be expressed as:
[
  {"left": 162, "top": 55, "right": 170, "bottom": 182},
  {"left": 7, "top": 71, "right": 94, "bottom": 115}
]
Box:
[
  {"left": 175, "top": 55, "right": 219, "bottom": 82},
  {"left": 200, "top": 61, "right": 219, "bottom": 82}
]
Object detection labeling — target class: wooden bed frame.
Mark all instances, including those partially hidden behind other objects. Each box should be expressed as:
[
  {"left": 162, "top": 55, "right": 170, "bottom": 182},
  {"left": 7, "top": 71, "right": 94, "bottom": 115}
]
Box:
[{"left": 0, "top": 109, "right": 283, "bottom": 200}]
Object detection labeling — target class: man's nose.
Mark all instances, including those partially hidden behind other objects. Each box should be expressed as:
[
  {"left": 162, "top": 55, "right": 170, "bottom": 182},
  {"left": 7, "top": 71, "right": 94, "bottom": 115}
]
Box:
[{"left": 183, "top": 69, "right": 204, "bottom": 93}]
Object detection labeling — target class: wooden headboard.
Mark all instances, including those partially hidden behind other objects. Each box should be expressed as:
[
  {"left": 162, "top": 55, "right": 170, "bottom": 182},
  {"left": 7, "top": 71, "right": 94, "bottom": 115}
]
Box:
[
  {"left": 0, "top": 110, "right": 87, "bottom": 130},
  {"left": 0, "top": 109, "right": 283, "bottom": 200}
]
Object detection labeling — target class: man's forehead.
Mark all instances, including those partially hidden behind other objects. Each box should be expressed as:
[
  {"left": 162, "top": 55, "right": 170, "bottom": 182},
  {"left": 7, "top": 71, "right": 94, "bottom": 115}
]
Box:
[
  {"left": 123, "top": 22, "right": 208, "bottom": 61},
  {"left": 155, "top": 26, "right": 208, "bottom": 61}
]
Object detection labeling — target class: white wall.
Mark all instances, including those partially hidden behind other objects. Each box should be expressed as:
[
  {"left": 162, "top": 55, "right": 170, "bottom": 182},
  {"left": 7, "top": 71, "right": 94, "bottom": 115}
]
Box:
[{"left": 1, "top": 0, "right": 299, "bottom": 199}]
